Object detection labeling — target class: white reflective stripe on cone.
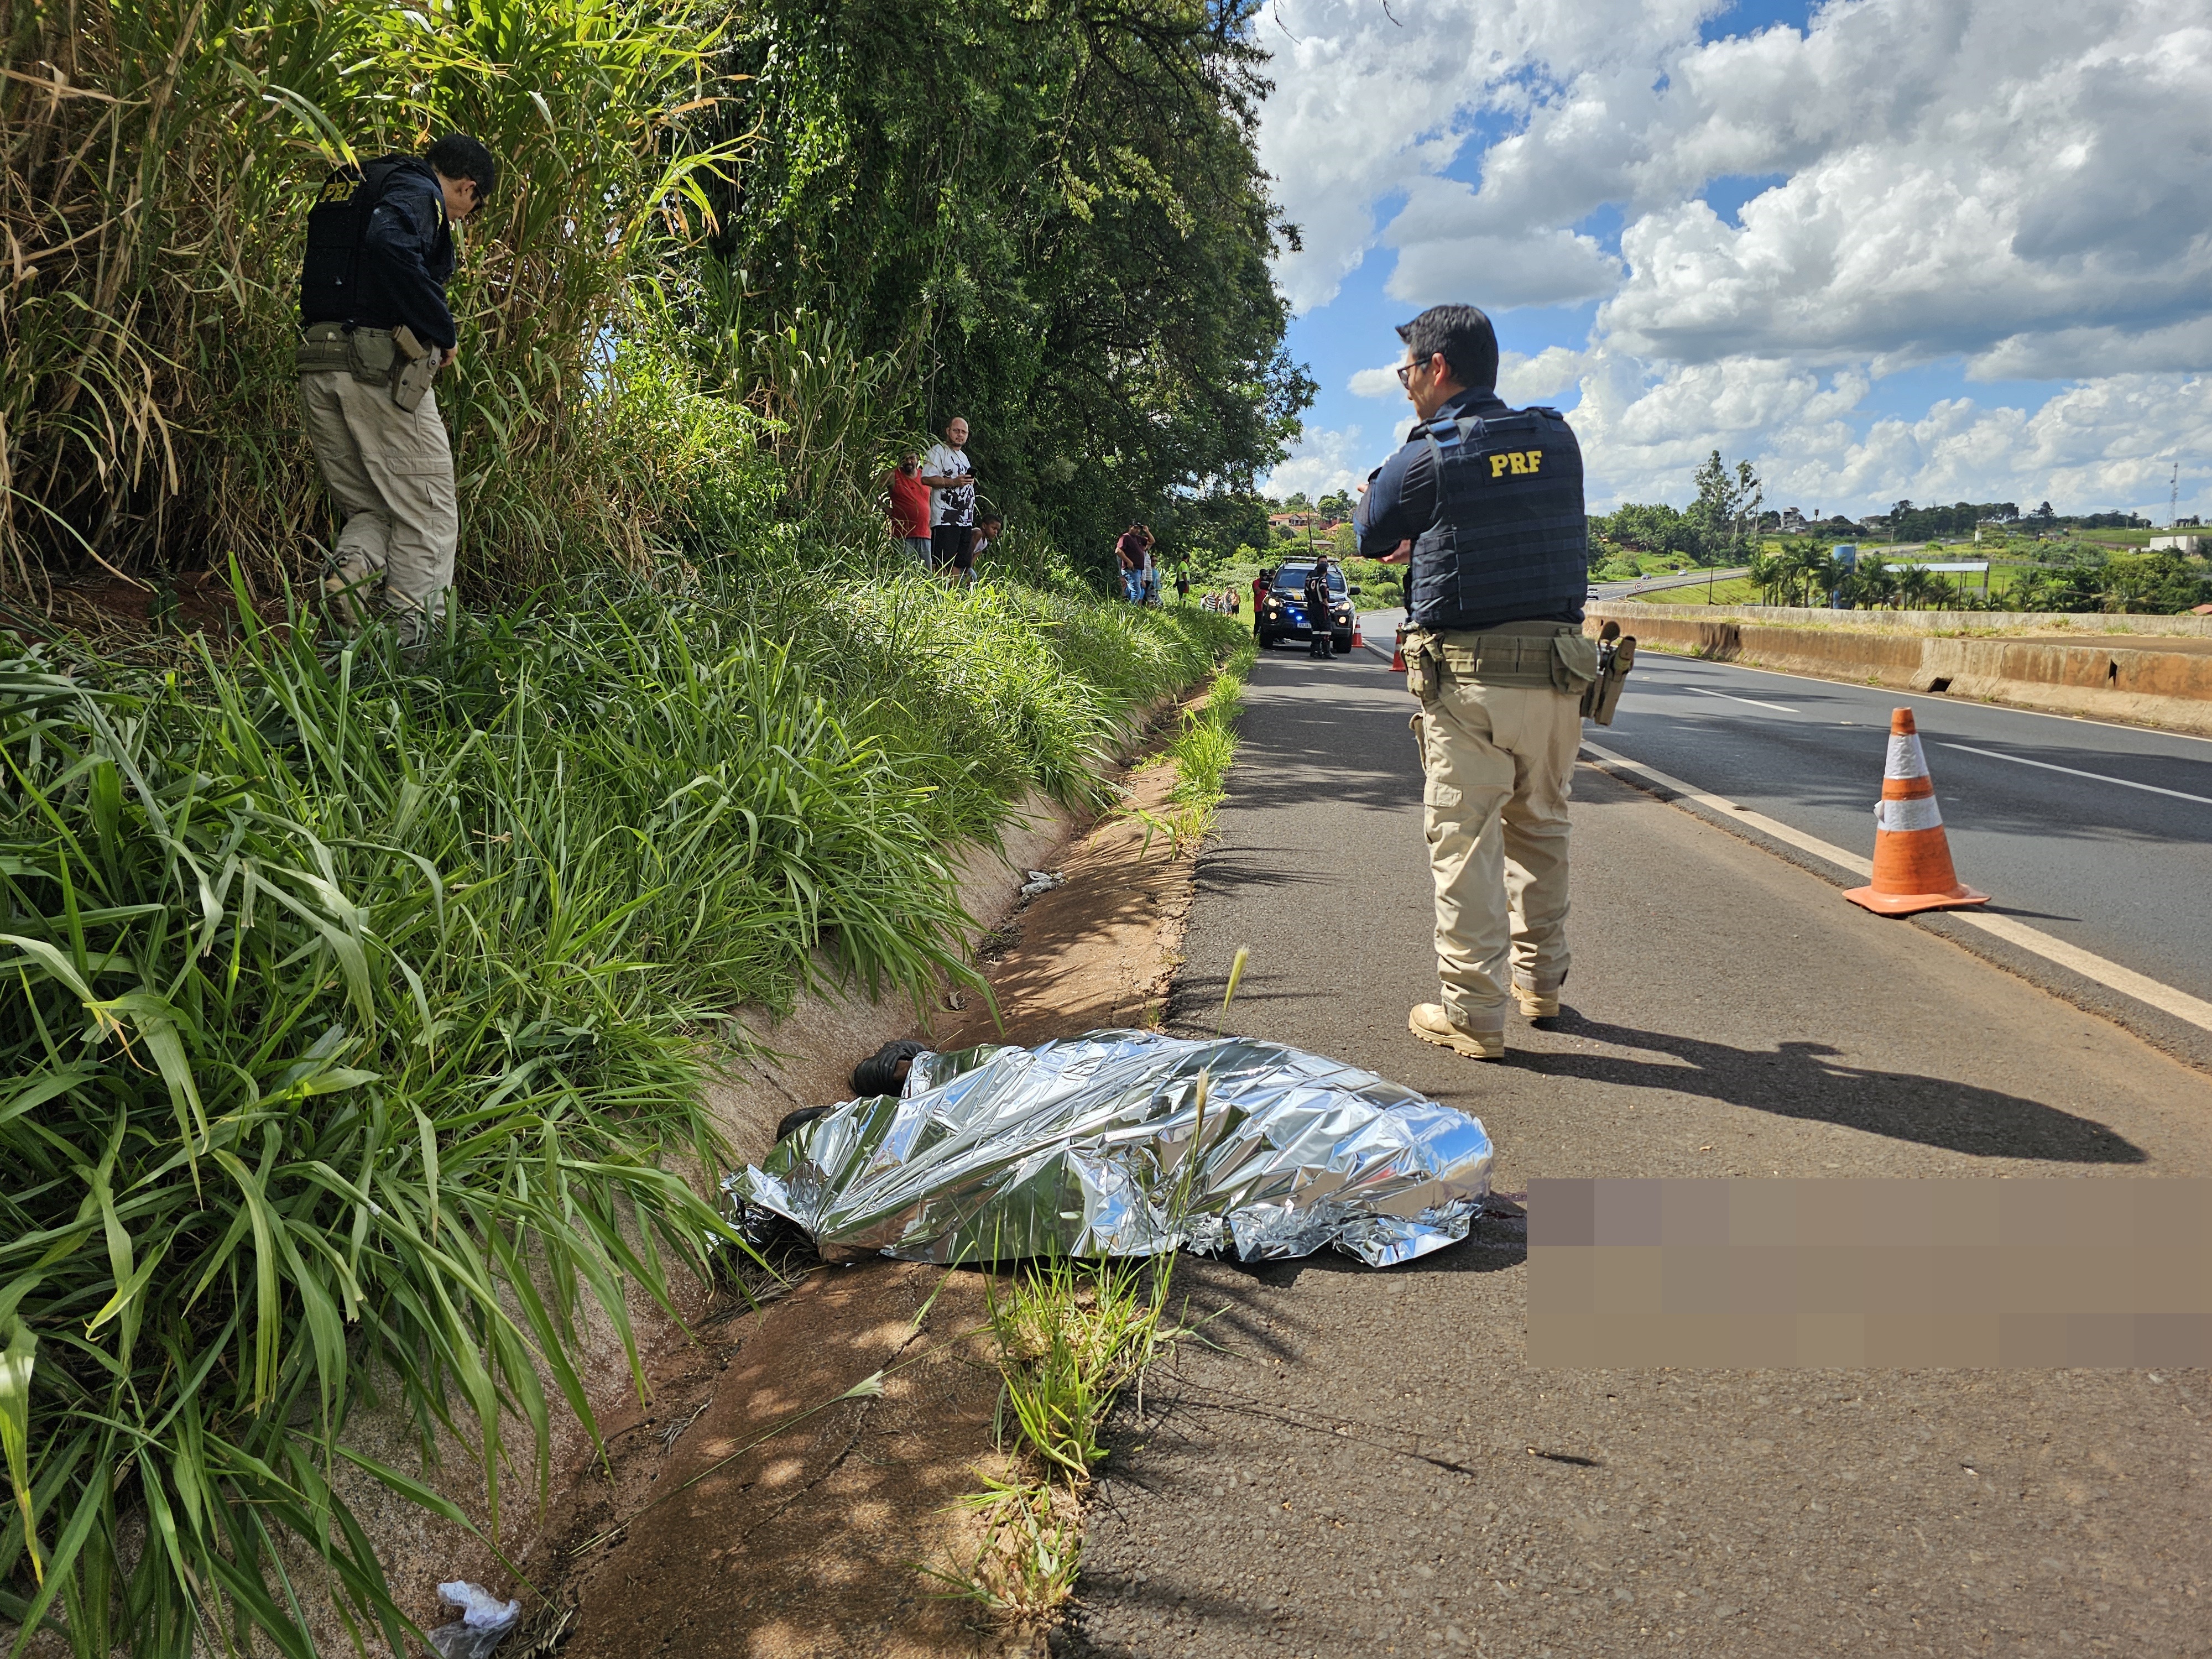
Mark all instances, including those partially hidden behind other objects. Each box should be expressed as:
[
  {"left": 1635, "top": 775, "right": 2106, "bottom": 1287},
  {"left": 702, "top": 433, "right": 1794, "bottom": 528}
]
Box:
[
  {"left": 1885, "top": 735, "right": 1929, "bottom": 780},
  {"left": 1875, "top": 795, "right": 1944, "bottom": 833}
]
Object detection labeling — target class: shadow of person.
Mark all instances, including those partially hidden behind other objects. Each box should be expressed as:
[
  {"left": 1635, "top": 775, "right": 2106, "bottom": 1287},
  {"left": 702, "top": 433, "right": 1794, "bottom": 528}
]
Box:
[{"left": 1511, "top": 1012, "right": 2146, "bottom": 1165}]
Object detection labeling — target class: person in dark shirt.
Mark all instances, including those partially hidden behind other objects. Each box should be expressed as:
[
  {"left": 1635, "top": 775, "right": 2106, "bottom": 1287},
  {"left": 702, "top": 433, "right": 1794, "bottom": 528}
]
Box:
[
  {"left": 1355, "top": 302, "right": 1595, "bottom": 1061},
  {"left": 297, "top": 133, "right": 498, "bottom": 648},
  {"left": 1303, "top": 555, "right": 1337, "bottom": 656}
]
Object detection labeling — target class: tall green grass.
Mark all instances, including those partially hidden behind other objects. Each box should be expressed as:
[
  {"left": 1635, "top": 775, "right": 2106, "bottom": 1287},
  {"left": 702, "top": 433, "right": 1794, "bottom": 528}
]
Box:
[
  {"left": 1, "top": 0, "right": 742, "bottom": 595},
  {"left": 0, "top": 566, "right": 1240, "bottom": 1657}
]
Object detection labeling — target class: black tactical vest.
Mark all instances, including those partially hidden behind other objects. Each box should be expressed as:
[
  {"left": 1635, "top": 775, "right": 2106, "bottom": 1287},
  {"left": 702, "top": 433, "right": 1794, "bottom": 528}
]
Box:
[
  {"left": 1407, "top": 404, "right": 1588, "bottom": 632},
  {"left": 298, "top": 156, "right": 409, "bottom": 326}
]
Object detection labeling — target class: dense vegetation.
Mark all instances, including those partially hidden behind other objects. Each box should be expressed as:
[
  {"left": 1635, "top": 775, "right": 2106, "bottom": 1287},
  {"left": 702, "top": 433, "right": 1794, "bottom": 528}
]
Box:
[
  {"left": 1731, "top": 538, "right": 2210, "bottom": 614},
  {"left": 0, "top": 0, "right": 1305, "bottom": 599},
  {"left": 706, "top": 0, "right": 1311, "bottom": 570},
  {"left": 1, "top": 0, "right": 1291, "bottom": 1653}
]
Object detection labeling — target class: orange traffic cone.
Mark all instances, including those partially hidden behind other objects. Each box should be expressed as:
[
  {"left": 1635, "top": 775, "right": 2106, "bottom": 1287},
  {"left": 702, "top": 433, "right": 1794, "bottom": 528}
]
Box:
[
  {"left": 1843, "top": 708, "right": 1990, "bottom": 916},
  {"left": 1352, "top": 625, "right": 1365, "bottom": 650},
  {"left": 1390, "top": 624, "right": 1407, "bottom": 672}
]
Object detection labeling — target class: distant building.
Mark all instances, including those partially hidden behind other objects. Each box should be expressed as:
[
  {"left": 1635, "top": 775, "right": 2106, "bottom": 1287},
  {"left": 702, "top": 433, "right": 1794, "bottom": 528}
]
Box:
[
  {"left": 2148, "top": 535, "right": 2201, "bottom": 554},
  {"left": 1780, "top": 507, "right": 1807, "bottom": 533}
]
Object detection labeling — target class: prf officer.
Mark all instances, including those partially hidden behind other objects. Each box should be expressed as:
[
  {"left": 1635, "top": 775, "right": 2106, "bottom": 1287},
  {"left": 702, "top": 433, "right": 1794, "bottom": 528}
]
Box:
[
  {"left": 1356, "top": 304, "right": 1598, "bottom": 1061},
  {"left": 296, "top": 133, "right": 498, "bottom": 648}
]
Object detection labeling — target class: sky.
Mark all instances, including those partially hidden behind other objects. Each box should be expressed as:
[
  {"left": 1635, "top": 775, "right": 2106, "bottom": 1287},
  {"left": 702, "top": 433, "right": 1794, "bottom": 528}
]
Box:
[{"left": 1249, "top": 0, "right": 2212, "bottom": 520}]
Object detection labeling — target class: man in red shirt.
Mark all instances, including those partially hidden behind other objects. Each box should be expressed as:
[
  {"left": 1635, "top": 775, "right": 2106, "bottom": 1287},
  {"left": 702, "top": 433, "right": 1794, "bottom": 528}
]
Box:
[
  {"left": 1250, "top": 567, "right": 1272, "bottom": 635},
  {"left": 885, "top": 449, "right": 932, "bottom": 567}
]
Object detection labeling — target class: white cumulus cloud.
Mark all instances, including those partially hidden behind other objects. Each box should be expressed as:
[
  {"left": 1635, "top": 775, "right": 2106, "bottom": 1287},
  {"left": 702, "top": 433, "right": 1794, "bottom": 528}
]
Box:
[
  {"left": 1253, "top": 0, "right": 2212, "bottom": 516},
  {"left": 1260, "top": 424, "right": 1369, "bottom": 501}
]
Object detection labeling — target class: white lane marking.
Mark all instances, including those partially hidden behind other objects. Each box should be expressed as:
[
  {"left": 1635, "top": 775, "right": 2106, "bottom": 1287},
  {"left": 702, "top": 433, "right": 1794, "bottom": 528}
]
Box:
[
  {"left": 1578, "top": 740, "right": 1871, "bottom": 877},
  {"left": 1617, "top": 640, "right": 2212, "bottom": 747},
  {"left": 1936, "top": 742, "right": 2212, "bottom": 807},
  {"left": 1579, "top": 739, "right": 2212, "bottom": 1036},
  {"left": 1684, "top": 685, "right": 1801, "bottom": 714}
]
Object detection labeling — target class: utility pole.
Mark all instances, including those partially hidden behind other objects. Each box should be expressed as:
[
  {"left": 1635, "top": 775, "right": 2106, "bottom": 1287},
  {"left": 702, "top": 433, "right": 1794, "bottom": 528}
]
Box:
[{"left": 2172, "top": 462, "right": 2180, "bottom": 530}]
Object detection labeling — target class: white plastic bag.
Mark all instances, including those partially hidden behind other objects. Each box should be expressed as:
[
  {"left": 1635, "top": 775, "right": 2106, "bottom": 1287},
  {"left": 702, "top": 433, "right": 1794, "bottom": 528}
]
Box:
[{"left": 427, "top": 1580, "right": 520, "bottom": 1659}]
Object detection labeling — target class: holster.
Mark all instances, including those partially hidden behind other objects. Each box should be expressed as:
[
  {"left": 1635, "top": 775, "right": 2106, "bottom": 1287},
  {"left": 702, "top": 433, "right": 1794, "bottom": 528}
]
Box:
[
  {"left": 1580, "top": 634, "right": 1637, "bottom": 724},
  {"left": 390, "top": 325, "right": 437, "bottom": 413}
]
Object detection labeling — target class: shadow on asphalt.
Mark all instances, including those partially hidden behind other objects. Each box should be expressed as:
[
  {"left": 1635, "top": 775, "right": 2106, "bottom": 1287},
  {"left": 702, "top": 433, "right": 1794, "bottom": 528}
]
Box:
[
  {"left": 1515, "top": 1008, "right": 2146, "bottom": 1164},
  {"left": 1227, "top": 655, "right": 1414, "bottom": 817}
]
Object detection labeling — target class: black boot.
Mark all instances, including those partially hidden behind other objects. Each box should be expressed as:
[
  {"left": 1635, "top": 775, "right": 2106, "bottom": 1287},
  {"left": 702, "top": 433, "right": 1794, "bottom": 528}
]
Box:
[{"left": 851, "top": 1038, "right": 927, "bottom": 1097}]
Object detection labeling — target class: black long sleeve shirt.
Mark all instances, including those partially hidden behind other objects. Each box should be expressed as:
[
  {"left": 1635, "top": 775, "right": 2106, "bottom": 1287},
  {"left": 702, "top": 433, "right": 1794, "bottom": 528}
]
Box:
[{"left": 315, "top": 159, "right": 460, "bottom": 350}]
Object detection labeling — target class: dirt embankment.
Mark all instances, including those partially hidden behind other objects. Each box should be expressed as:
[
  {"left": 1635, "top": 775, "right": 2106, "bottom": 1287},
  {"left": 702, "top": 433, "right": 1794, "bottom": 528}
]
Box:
[
  {"left": 1587, "top": 603, "right": 2212, "bottom": 734},
  {"left": 487, "top": 744, "right": 1208, "bottom": 1659}
]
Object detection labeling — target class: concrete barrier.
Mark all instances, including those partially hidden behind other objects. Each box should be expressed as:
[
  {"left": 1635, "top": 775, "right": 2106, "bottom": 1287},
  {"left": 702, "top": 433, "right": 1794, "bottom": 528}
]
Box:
[{"left": 1588, "top": 603, "right": 2212, "bottom": 736}]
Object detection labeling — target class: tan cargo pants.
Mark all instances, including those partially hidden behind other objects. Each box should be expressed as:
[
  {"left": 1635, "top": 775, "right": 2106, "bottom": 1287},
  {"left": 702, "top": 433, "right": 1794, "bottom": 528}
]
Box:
[
  {"left": 299, "top": 369, "right": 457, "bottom": 645},
  {"left": 1415, "top": 673, "right": 1582, "bottom": 1032}
]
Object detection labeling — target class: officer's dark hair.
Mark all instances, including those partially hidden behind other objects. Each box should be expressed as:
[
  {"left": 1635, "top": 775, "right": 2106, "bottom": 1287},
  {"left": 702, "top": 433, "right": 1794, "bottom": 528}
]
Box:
[
  {"left": 425, "top": 133, "right": 499, "bottom": 203},
  {"left": 1396, "top": 304, "right": 1499, "bottom": 391}
]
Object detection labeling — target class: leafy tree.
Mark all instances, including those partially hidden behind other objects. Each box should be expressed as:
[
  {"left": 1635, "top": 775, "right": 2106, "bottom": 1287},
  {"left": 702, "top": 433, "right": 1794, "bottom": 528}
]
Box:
[{"left": 698, "top": 0, "right": 1315, "bottom": 581}]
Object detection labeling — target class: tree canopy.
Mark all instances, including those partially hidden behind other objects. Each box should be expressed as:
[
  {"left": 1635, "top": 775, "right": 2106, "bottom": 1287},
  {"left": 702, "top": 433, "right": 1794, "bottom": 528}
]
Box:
[{"left": 702, "top": 0, "right": 1312, "bottom": 575}]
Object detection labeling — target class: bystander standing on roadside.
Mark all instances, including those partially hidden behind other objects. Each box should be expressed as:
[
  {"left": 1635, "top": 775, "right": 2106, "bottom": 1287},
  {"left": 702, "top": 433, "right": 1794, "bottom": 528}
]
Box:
[
  {"left": 298, "top": 133, "right": 499, "bottom": 650},
  {"left": 1139, "top": 526, "right": 1161, "bottom": 604},
  {"left": 1175, "top": 568, "right": 1191, "bottom": 605},
  {"left": 1355, "top": 301, "right": 1595, "bottom": 1062},
  {"left": 1250, "top": 566, "right": 1271, "bottom": 635},
  {"left": 884, "top": 448, "right": 932, "bottom": 568},
  {"left": 921, "top": 416, "right": 978, "bottom": 577},
  {"left": 1115, "top": 524, "right": 1147, "bottom": 602}
]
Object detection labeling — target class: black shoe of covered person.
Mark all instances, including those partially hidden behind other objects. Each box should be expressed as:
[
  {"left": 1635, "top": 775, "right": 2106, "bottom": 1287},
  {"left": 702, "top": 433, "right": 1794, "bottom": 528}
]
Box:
[
  {"left": 775, "top": 1104, "right": 833, "bottom": 1143},
  {"left": 851, "top": 1038, "right": 927, "bottom": 1098}
]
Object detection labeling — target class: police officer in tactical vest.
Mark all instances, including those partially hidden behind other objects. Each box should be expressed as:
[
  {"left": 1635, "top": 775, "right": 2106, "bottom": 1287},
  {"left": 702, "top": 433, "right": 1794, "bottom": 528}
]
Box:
[
  {"left": 296, "top": 134, "right": 499, "bottom": 648},
  {"left": 1355, "top": 303, "right": 1599, "bottom": 1061}
]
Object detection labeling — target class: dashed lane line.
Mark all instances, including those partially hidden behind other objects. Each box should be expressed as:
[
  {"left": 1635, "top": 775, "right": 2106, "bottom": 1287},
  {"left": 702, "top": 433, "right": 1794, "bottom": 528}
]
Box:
[
  {"left": 1580, "top": 738, "right": 2212, "bottom": 1037},
  {"left": 1936, "top": 741, "right": 2212, "bottom": 807},
  {"left": 1683, "top": 685, "right": 1801, "bottom": 714}
]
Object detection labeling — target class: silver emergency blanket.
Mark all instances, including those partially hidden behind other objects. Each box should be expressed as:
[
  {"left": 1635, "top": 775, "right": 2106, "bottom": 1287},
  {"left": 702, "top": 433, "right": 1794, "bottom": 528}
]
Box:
[{"left": 726, "top": 1030, "right": 1492, "bottom": 1267}]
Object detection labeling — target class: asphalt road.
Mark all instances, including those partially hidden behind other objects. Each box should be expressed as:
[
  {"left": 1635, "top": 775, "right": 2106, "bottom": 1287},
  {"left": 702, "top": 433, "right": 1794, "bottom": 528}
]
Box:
[
  {"left": 1356, "top": 607, "right": 2212, "bottom": 1026},
  {"left": 1055, "top": 646, "right": 2212, "bottom": 1659}
]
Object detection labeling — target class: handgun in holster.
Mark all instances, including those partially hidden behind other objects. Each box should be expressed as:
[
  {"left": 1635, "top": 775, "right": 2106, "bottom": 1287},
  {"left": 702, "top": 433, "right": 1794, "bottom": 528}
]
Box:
[
  {"left": 391, "top": 325, "right": 437, "bottom": 413},
  {"left": 1580, "top": 621, "right": 1637, "bottom": 725}
]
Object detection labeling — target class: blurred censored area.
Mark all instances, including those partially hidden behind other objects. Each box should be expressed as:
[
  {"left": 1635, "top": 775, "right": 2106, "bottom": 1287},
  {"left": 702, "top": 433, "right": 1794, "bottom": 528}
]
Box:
[{"left": 1528, "top": 1179, "right": 2212, "bottom": 1368}]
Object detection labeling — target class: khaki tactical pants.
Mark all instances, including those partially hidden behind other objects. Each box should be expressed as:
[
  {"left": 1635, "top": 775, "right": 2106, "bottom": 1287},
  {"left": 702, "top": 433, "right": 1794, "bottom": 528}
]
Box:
[
  {"left": 1415, "top": 674, "right": 1582, "bottom": 1031},
  {"left": 299, "top": 369, "right": 457, "bottom": 645}
]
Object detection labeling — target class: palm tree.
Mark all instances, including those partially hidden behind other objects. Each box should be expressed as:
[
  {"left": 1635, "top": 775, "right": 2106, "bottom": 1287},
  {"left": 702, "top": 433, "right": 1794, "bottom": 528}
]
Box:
[
  {"left": 1854, "top": 553, "right": 1894, "bottom": 610},
  {"left": 1896, "top": 564, "right": 1938, "bottom": 611},
  {"left": 1745, "top": 547, "right": 1783, "bottom": 604},
  {"left": 1785, "top": 539, "right": 1835, "bottom": 606}
]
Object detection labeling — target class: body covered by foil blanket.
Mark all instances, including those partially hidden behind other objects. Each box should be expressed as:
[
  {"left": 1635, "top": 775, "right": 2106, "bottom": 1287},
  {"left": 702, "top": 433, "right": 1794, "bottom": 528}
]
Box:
[{"left": 726, "top": 1030, "right": 1492, "bottom": 1267}]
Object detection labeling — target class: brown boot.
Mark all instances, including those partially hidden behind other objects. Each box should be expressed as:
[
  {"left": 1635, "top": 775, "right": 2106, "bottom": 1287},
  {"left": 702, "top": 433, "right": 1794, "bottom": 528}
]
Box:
[
  {"left": 1408, "top": 1003, "right": 1505, "bottom": 1060},
  {"left": 1513, "top": 984, "right": 1560, "bottom": 1019}
]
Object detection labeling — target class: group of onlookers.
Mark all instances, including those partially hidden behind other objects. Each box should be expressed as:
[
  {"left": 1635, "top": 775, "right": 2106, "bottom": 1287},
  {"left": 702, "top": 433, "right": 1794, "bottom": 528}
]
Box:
[
  {"left": 1114, "top": 523, "right": 1161, "bottom": 604},
  {"left": 885, "top": 416, "right": 999, "bottom": 587},
  {"left": 1197, "top": 588, "right": 1243, "bottom": 617}
]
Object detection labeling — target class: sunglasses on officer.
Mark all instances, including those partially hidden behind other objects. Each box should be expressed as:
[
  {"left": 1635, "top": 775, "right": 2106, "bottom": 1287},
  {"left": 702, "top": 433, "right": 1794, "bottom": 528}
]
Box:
[{"left": 1396, "top": 352, "right": 1444, "bottom": 387}]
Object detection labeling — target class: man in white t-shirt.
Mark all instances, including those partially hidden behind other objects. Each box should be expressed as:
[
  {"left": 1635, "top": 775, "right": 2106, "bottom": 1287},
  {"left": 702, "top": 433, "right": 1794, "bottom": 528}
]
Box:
[{"left": 920, "top": 416, "right": 978, "bottom": 573}]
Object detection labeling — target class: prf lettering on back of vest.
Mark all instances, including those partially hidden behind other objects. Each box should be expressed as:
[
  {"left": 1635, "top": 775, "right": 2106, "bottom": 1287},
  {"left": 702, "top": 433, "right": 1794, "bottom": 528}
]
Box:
[{"left": 1488, "top": 450, "right": 1544, "bottom": 479}]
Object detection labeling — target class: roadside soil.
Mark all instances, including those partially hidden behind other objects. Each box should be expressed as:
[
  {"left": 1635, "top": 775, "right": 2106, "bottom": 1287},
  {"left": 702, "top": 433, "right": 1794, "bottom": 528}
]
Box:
[{"left": 533, "top": 738, "right": 1208, "bottom": 1658}]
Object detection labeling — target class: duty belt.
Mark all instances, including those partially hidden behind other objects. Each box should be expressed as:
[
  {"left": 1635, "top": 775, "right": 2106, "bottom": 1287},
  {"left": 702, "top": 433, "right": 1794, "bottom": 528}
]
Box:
[
  {"left": 296, "top": 321, "right": 394, "bottom": 377},
  {"left": 1410, "top": 620, "right": 1594, "bottom": 692}
]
